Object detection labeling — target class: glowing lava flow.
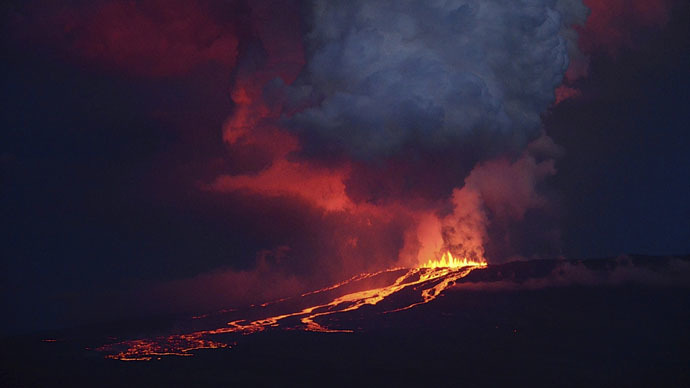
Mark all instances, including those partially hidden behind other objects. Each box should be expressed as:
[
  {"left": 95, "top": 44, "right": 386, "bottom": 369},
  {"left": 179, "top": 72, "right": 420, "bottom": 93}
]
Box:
[{"left": 98, "top": 252, "right": 486, "bottom": 361}]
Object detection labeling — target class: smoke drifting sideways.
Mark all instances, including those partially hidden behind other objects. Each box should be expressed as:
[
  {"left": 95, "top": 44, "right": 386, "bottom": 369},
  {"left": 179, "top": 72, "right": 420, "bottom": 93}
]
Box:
[
  {"left": 453, "top": 256, "right": 690, "bottom": 292},
  {"left": 557, "top": 0, "right": 673, "bottom": 102},
  {"left": 6, "top": 0, "right": 244, "bottom": 77}
]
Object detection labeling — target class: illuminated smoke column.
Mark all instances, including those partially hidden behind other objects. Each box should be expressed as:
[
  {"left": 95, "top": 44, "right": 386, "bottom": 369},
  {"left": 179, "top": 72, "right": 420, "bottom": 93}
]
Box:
[{"left": 212, "top": 0, "right": 588, "bottom": 275}]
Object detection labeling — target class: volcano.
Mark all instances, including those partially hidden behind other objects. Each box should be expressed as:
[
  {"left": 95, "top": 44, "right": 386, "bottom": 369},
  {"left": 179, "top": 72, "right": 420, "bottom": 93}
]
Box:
[{"left": 3, "top": 255, "right": 689, "bottom": 387}]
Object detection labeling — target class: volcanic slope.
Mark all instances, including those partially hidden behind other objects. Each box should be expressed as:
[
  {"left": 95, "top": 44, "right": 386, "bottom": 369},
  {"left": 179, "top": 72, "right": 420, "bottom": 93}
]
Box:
[{"left": 2, "top": 255, "right": 689, "bottom": 387}]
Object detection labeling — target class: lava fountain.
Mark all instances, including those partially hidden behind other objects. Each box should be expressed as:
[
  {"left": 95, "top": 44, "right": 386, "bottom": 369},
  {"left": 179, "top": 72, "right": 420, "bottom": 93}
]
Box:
[{"left": 97, "top": 251, "right": 487, "bottom": 361}]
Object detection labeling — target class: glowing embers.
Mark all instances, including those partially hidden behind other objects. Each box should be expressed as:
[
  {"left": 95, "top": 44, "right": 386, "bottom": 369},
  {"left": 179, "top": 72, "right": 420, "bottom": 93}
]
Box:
[
  {"left": 98, "top": 254, "right": 488, "bottom": 361},
  {"left": 421, "top": 251, "right": 487, "bottom": 269}
]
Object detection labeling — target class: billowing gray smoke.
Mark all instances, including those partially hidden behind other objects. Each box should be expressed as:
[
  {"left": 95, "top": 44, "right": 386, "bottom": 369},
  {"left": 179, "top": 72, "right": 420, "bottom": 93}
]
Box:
[{"left": 286, "top": 0, "right": 587, "bottom": 162}]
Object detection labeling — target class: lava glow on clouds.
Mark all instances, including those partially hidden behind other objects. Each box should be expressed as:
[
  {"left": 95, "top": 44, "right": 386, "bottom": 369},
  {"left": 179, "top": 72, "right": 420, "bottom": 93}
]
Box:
[
  {"left": 2, "top": 0, "right": 679, "bottom": 331},
  {"left": 199, "top": 0, "right": 582, "bottom": 284}
]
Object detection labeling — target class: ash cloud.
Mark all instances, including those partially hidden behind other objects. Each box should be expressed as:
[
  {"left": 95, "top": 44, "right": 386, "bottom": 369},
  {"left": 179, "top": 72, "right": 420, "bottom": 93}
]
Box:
[
  {"left": 285, "top": 0, "right": 587, "bottom": 163},
  {"left": 216, "top": 0, "right": 592, "bottom": 269}
]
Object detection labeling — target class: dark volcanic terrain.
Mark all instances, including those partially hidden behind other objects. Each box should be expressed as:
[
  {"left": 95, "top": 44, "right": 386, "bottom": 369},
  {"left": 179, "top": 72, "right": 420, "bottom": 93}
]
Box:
[{"left": 2, "top": 255, "right": 689, "bottom": 387}]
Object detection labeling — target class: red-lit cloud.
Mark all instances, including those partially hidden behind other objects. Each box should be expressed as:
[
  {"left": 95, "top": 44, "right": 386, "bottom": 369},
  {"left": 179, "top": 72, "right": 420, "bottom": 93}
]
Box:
[
  {"left": 558, "top": 0, "right": 672, "bottom": 102},
  {"left": 579, "top": 0, "right": 670, "bottom": 55},
  {"left": 210, "top": 138, "right": 353, "bottom": 212},
  {"left": 16, "top": 0, "right": 244, "bottom": 77},
  {"left": 554, "top": 85, "right": 583, "bottom": 104},
  {"left": 73, "top": 0, "right": 240, "bottom": 76},
  {"left": 11, "top": 0, "right": 310, "bottom": 79}
]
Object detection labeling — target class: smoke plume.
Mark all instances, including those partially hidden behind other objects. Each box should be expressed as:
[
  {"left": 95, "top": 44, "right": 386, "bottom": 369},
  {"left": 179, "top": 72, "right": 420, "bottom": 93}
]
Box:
[
  {"left": 286, "top": 0, "right": 586, "bottom": 163},
  {"left": 215, "top": 0, "right": 587, "bottom": 273}
]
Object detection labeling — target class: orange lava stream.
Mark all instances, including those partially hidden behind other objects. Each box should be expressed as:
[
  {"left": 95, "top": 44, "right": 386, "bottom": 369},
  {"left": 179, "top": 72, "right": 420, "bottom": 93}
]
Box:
[{"left": 98, "top": 252, "right": 486, "bottom": 361}]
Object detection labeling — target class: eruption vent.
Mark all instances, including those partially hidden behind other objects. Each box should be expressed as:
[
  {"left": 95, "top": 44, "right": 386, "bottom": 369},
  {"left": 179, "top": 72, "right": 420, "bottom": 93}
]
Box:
[{"left": 422, "top": 251, "right": 487, "bottom": 269}]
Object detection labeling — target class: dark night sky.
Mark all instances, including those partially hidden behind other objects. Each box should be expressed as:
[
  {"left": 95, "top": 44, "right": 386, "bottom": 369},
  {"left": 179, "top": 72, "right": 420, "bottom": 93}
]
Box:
[
  {"left": 2, "top": 0, "right": 689, "bottom": 335},
  {"left": 547, "top": 3, "right": 690, "bottom": 257}
]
